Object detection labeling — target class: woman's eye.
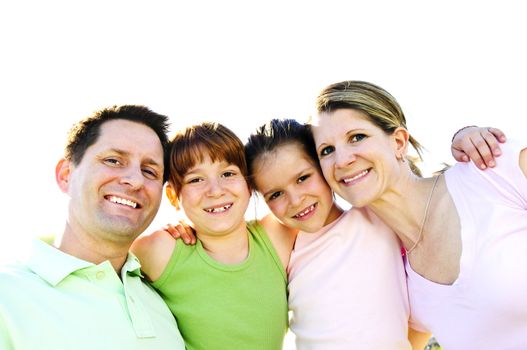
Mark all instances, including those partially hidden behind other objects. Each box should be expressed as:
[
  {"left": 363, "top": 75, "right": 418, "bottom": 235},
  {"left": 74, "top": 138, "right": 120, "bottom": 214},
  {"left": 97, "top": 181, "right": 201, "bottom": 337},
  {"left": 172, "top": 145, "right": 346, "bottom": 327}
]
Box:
[
  {"left": 319, "top": 146, "right": 334, "bottom": 157},
  {"left": 104, "top": 158, "right": 121, "bottom": 166},
  {"left": 222, "top": 171, "right": 236, "bottom": 178},
  {"left": 350, "top": 134, "right": 367, "bottom": 143}
]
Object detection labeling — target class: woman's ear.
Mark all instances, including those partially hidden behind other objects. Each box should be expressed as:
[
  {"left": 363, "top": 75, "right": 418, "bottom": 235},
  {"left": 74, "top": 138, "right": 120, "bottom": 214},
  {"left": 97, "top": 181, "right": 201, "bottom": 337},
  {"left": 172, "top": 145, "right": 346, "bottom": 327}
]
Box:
[
  {"left": 165, "top": 183, "right": 180, "bottom": 210},
  {"left": 55, "top": 158, "right": 71, "bottom": 193},
  {"left": 392, "top": 127, "right": 410, "bottom": 160}
]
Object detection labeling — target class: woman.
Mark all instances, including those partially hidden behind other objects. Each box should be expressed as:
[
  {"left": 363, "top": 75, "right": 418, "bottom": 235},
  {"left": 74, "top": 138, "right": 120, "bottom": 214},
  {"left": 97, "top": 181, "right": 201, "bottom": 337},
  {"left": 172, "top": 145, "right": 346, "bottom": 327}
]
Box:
[{"left": 311, "top": 80, "right": 526, "bottom": 349}]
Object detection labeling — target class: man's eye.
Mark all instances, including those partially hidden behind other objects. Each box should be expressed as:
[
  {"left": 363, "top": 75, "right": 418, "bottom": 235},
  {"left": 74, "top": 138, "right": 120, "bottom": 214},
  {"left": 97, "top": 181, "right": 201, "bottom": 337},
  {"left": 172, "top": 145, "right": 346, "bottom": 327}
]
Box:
[
  {"left": 268, "top": 191, "right": 282, "bottom": 201},
  {"left": 319, "top": 146, "right": 334, "bottom": 157},
  {"left": 142, "top": 168, "right": 159, "bottom": 179}
]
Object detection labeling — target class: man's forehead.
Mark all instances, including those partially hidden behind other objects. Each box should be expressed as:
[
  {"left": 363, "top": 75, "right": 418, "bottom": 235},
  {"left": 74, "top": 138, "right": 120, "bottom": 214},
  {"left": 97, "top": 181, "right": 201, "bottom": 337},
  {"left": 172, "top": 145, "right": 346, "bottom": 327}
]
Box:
[
  {"left": 93, "top": 120, "right": 163, "bottom": 159},
  {"left": 98, "top": 119, "right": 151, "bottom": 135}
]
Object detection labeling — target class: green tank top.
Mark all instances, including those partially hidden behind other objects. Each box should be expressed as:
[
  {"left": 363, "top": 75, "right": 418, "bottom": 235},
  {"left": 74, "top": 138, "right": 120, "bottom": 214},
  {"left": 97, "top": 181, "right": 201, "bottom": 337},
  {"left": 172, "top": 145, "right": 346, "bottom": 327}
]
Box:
[{"left": 151, "top": 220, "right": 288, "bottom": 350}]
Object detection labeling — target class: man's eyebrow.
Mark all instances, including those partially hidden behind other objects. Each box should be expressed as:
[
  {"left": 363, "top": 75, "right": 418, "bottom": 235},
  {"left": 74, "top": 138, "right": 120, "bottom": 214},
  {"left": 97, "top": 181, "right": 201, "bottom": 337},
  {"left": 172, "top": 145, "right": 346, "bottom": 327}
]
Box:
[
  {"left": 104, "top": 148, "right": 162, "bottom": 168},
  {"left": 105, "top": 148, "right": 129, "bottom": 156},
  {"left": 143, "top": 157, "right": 162, "bottom": 168}
]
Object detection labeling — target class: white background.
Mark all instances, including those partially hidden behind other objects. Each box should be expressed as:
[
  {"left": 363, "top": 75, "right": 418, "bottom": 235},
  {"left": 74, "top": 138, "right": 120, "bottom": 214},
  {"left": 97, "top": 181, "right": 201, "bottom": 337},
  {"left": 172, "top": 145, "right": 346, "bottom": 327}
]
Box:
[{"left": 0, "top": 0, "right": 524, "bottom": 262}]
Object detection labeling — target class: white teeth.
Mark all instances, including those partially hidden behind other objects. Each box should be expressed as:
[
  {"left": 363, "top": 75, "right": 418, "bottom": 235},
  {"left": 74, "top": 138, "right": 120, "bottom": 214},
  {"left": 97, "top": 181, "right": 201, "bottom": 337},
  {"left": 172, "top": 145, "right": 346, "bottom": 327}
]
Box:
[
  {"left": 295, "top": 204, "right": 315, "bottom": 218},
  {"left": 343, "top": 170, "right": 369, "bottom": 184},
  {"left": 109, "top": 196, "right": 137, "bottom": 208},
  {"left": 205, "top": 204, "right": 232, "bottom": 213}
]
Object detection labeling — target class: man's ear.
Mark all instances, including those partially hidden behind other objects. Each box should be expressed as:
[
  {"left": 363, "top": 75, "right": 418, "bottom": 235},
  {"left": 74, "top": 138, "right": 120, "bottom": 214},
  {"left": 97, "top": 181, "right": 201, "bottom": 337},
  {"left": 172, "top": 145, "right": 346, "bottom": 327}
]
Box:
[
  {"left": 165, "top": 183, "right": 180, "bottom": 210},
  {"left": 392, "top": 127, "right": 410, "bottom": 160},
  {"left": 55, "top": 159, "right": 72, "bottom": 193}
]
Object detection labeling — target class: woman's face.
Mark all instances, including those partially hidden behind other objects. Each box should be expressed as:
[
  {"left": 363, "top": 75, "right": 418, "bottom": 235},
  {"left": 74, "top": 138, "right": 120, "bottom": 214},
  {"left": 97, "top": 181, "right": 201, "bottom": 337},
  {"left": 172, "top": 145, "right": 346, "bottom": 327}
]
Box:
[
  {"left": 252, "top": 143, "right": 342, "bottom": 233},
  {"left": 311, "top": 108, "right": 402, "bottom": 208}
]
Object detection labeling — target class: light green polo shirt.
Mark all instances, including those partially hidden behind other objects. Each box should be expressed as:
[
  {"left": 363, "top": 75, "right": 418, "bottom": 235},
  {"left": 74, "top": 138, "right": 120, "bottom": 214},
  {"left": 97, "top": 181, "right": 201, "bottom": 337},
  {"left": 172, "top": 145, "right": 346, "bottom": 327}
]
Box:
[{"left": 0, "top": 239, "right": 185, "bottom": 350}]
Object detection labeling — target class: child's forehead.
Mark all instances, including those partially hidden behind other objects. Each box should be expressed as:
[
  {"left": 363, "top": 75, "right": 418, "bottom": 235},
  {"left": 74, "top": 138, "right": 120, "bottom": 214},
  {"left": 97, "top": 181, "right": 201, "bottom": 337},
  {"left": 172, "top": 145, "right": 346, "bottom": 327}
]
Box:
[
  {"left": 266, "top": 141, "right": 307, "bottom": 160},
  {"left": 185, "top": 153, "right": 235, "bottom": 172},
  {"left": 188, "top": 145, "right": 230, "bottom": 164}
]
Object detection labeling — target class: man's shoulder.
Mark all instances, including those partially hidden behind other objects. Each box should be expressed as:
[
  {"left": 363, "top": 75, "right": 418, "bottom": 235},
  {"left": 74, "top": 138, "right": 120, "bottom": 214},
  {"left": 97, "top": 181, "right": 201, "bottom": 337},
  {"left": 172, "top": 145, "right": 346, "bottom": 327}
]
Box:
[
  {"left": 0, "top": 261, "right": 41, "bottom": 300},
  {"left": 0, "top": 260, "right": 32, "bottom": 278}
]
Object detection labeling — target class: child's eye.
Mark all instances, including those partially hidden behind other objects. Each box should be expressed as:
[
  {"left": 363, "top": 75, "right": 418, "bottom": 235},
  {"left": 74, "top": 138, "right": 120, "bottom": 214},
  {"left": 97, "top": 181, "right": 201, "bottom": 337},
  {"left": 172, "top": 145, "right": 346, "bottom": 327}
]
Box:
[
  {"left": 187, "top": 177, "right": 203, "bottom": 184},
  {"left": 319, "top": 146, "right": 334, "bottom": 157},
  {"left": 350, "top": 134, "right": 367, "bottom": 143},
  {"left": 268, "top": 191, "right": 283, "bottom": 201},
  {"left": 222, "top": 171, "right": 236, "bottom": 178},
  {"left": 297, "top": 174, "right": 310, "bottom": 184}
]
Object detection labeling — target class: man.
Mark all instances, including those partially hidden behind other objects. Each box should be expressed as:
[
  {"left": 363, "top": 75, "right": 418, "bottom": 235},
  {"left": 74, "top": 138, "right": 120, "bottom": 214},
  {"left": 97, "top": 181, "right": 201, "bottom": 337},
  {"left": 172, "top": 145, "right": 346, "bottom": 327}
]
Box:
[{"left": 0, "top": 105, "right": 185, "bottom": 349}]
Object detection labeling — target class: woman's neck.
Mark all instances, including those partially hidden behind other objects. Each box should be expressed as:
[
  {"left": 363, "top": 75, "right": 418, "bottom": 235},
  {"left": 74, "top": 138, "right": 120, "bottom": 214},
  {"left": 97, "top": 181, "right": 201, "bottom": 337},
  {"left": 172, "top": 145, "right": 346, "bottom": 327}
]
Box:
[{"left": 368, "top": 172, "right": 441, "bottom": 252}]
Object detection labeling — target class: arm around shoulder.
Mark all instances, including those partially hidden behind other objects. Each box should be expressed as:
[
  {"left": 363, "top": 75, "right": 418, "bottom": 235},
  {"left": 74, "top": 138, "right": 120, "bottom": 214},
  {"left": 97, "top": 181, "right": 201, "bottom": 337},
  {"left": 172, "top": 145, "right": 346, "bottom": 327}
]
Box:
[
  {"left": 408, "top": 327, "right": 431, "bottom": 350},
  {"left": 131, "top": 230, "right": 177, "bottom": 282},
  {"left": 260, "top": 214, "right": 298, "bottom": 270}
]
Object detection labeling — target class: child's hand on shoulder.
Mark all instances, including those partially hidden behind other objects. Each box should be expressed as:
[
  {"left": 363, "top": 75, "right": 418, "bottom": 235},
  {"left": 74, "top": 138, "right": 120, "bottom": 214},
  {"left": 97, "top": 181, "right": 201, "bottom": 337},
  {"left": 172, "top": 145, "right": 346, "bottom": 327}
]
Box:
[
  {"left": 163, "top": 221, "right": 196, "bottom": 245},
  {"left": 451, "top": 126, "right": 506, "bottom": 170}
]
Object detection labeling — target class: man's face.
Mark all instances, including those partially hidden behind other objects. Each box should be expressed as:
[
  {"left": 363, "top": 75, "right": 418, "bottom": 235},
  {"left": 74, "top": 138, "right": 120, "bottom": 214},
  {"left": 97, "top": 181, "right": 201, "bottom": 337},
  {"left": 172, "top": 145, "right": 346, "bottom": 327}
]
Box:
[{"left": 59, "top": 119, "right": 165, "bottom": 244}]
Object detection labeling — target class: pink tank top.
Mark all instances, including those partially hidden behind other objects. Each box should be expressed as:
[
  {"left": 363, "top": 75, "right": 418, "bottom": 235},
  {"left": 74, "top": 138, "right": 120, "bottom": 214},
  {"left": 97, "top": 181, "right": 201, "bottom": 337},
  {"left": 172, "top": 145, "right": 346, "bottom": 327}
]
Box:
[{"left": 407, "top": 139, "right": 527, "bottom": 349}]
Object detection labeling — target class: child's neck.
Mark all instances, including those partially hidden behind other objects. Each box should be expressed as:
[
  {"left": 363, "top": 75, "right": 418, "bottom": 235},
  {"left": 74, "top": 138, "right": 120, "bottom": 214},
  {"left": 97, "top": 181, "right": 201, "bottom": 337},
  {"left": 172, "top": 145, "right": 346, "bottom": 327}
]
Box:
[{"left": 197, "top": 221, "right": 249, "bottom": 264}]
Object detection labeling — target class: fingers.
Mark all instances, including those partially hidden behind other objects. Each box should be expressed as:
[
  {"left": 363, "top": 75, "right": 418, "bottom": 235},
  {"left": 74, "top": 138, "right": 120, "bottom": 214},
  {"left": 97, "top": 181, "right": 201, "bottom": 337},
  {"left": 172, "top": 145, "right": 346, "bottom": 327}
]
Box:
[
  {"left": 468, "top": 135, "right": 493, "bottom": 169},
  {"left": 485, "top": 127, "right": 506, "bottom": 157},
  {"left": 178, "top": 220, "right": 197, "bottom": 245},
  {"left": 451, "top": 129, "right": 486, "bottom": 166},
  {"left": 487, "top": 127, "right": 507, "bottom": 143},
  {"left": 163, "top": 224, "right": 180, "bottom": 239},
  {"left": 163, "top": 223, "right": 196, "bottom": 245},
  {"left": 451, "top": 126, "right": 501, "bottom": 170},
  {"left": 451, "top": 148, "right": 470, "bottom": 163}
]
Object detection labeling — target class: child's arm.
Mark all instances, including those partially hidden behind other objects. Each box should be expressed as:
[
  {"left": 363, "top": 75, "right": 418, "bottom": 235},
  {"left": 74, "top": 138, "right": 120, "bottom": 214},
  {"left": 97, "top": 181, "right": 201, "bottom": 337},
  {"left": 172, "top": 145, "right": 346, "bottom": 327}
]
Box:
[
  {"left": 520, "top": 147, "right": 527, "bottom": 178},
  {"left": 260, "top": 214, "right": 298, "bottom": 270},
  {"left": 408, "top": 327, "right": 431, "bottom": 350},
  {"left": 131, "top": 230, "right": 177, "bottom": 282},
  {"left": 451, "top": 126, "right": 506, "bottom": 169}
]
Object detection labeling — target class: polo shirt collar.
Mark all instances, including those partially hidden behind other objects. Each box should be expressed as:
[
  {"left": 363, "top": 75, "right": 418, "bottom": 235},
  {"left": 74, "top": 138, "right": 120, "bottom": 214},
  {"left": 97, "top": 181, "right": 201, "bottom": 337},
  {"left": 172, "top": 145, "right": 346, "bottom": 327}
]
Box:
[
  {"left": 122, "top": 253, "right": 143, "bottom": 278},
  {"left": 25, "top": 239, "right": 143, "bottom": 286}
]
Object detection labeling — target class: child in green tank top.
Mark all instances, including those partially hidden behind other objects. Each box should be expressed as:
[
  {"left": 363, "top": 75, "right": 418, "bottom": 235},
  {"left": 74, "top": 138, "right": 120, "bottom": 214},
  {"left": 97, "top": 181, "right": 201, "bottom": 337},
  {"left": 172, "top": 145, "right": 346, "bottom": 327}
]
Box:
[{"left": 131, "top": 122, "right": 296, "bottom": 350}]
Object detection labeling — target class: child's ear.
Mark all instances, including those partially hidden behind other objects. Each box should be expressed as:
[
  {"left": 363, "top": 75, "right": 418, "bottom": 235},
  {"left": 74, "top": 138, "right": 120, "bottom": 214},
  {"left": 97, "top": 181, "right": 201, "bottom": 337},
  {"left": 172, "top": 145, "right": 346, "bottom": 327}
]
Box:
[{"left": 165, "top": 183, "right": 180, "bottom": 210}]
